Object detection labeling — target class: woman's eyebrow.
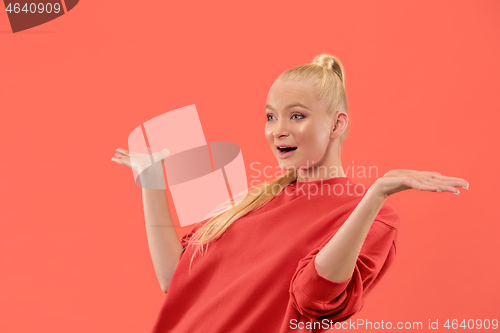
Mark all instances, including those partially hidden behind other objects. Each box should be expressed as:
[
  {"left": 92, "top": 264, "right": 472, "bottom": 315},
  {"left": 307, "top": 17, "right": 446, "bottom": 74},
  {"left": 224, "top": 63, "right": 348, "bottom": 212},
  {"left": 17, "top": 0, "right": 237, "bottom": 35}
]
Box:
[{"left": 265, "top": 103, "right": 312, "bottom": 111}]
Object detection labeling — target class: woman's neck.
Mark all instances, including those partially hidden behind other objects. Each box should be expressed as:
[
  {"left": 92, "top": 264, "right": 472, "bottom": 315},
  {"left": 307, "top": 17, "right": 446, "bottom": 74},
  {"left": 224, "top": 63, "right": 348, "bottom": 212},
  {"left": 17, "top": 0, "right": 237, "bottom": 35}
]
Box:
[{"left": 296, "top": 165, "right": 346, "bottom": 183}]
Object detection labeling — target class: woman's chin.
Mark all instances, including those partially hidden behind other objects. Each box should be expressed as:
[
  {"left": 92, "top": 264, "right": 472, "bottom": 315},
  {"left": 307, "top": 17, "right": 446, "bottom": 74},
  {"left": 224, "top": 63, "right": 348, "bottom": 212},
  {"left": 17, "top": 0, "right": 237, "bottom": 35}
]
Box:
[{"left": 278, "top": 161, "right": 299, "bottom": 171}]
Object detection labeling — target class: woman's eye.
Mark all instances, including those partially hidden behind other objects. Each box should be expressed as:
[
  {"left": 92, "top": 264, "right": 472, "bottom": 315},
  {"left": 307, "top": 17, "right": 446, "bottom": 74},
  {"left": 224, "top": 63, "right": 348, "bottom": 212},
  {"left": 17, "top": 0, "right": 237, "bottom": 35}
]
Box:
[{"left": 266, "top": 113, "right": 304, "bottom": 121}]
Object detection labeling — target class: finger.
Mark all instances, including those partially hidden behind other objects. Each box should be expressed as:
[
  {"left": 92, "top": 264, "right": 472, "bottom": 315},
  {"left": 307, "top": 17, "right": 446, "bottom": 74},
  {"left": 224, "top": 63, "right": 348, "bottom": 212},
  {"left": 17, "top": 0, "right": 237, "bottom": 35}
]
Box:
[
  {"left": 117, "top": 148, "right": 141, "bottom": 158},
  {"left": 435, "top": 177, "right": 468, "bottom": 190},
  {"left": 424, "top": 174, "right": 469, "bottom": 189},
  {"left": 419, "top": 178, "right": 461, "bottom": 194},
  {"left": 407, "top": 178, "right": 448, "bottom": 192},
  {"left": 116, "top": 148, "right": 129, "bottom": 155},
  {"left": 111, "top": 156, "right": 131, "bottom": 168},
  {"left": 114, "top": 152, "right": 127, "bottom": 158},
  {"left": 111, "top": 157, "right": 122, "bottom": 164}
]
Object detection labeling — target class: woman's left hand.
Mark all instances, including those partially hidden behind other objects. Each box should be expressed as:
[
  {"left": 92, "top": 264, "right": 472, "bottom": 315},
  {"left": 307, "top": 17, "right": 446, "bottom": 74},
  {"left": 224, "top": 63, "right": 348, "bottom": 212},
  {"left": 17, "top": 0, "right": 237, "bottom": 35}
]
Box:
[{"left": 373, "top": 169, "right": 470, "bottom": 197}]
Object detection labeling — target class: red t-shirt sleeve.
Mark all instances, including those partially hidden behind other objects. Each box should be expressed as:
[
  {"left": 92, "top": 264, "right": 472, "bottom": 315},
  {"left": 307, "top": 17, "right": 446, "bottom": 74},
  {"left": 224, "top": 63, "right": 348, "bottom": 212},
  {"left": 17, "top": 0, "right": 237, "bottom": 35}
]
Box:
[{"left": 289, "top": 218, "right": 397, "bottom": 322}]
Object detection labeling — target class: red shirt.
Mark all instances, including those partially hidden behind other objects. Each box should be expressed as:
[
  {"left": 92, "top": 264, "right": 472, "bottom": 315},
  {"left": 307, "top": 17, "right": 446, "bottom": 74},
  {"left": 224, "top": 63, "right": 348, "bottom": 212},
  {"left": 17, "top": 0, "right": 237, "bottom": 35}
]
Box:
[{"left": 150, "top": 177, "right": 399, "bottom": 332}]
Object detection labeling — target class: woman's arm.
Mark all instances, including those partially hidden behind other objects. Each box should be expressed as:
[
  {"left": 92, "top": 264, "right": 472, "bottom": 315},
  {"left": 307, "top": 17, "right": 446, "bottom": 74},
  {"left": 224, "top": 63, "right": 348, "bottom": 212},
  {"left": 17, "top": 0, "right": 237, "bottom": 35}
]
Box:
[
  {"left": 315, "top": 184, "right": 387, "bottom": 282},
  {"left": 111, "top": 147, "right": 183, "bottom": 293},
  {"left": 143, "top": 188, "right": 184, "bottom": 293},
  {"left": 315, "top": 170, "right": 469, "bottom": 282}
]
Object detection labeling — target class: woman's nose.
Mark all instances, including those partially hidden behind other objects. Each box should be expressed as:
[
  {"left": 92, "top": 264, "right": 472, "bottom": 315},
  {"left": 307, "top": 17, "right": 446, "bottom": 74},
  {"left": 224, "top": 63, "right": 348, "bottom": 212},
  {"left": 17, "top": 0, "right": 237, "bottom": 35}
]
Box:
[{"left": 274, "top": 120, "right": 290, "bottom": 138}]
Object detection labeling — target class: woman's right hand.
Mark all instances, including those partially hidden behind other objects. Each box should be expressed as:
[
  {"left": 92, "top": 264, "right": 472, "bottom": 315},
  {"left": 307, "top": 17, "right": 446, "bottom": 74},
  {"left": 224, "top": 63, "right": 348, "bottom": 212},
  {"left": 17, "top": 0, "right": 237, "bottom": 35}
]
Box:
[
  {"left": 111, "top": 148, "right": 171, "bottom": 189},
  {"left": 111, "top": 148, "right": 170, "bottom": 173}
]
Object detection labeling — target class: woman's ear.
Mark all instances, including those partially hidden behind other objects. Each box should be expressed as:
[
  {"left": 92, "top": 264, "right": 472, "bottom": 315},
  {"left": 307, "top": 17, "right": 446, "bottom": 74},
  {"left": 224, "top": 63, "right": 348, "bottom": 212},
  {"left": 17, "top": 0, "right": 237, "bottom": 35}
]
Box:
[{"left": 330, "top": 111, "right": 348, "bottom": 138}]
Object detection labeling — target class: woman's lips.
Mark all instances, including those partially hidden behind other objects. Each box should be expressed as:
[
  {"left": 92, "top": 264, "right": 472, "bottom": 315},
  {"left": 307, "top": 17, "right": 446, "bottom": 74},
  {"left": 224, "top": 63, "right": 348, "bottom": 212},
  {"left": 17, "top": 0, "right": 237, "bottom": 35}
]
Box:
[{"left": 278, "top": 147, "right": 297, "bottom": 159}]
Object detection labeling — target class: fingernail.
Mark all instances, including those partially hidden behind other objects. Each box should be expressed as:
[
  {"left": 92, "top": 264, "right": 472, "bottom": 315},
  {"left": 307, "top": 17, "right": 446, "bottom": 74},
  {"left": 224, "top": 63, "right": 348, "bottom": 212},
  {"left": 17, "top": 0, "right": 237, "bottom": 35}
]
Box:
[
  {"left": 454, "top": 190, "right": 460, "bottom": 195},
  {"left": 436, "top": 190, "right": 442, "bottom": 192},
  {"left": 462, "top": 184, "right": 469, "bottom": 190}
]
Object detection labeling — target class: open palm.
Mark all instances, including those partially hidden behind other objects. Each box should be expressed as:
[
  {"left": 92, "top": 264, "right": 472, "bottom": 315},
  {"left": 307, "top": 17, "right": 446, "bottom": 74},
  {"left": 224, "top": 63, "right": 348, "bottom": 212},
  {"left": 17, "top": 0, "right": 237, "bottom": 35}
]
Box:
[
  {"left": 111, "top": 148, "right": 170, "bottom": 173},
  {"left": 111, "top": 148, "right": 171, "bottom": 189},
  {"left": 374, "top": 169, "right": 469, "bottom": 197}
]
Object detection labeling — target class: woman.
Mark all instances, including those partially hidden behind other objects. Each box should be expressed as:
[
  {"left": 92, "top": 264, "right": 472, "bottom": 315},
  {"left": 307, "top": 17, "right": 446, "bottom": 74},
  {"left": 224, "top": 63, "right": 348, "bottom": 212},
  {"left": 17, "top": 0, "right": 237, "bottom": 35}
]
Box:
[{"left": 111, "top": 54, "right": 469, "bottom": 332}]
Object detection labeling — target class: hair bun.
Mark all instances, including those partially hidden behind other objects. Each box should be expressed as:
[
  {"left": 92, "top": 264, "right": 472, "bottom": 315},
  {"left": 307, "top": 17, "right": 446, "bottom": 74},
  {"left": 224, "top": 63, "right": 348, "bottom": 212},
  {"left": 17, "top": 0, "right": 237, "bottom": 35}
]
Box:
[{"left": 311, "top": 54, "right": 345, "bottom": 85}]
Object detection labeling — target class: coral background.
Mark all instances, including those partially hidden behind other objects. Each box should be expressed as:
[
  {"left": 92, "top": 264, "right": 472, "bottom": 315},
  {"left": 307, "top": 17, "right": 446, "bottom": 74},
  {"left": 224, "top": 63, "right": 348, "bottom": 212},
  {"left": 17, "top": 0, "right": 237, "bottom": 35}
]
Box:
[{"left": 1, "top": 0, "right": 499, "bottom": 331}]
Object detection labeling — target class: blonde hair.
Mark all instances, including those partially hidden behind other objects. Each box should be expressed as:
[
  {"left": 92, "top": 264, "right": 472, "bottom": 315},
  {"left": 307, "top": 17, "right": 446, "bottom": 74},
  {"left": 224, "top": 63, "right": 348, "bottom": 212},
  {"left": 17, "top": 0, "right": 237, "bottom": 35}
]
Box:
[{"left": 183, "top": 54, "right": 350, "bottom": 272}]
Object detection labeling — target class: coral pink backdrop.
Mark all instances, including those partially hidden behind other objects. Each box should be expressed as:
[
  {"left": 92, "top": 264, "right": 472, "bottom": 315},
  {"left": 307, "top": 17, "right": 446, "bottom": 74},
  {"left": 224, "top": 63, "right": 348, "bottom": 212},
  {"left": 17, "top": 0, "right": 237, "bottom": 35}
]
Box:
[{"left": 1, "top": 0, "right": 499, "bottom": 332}]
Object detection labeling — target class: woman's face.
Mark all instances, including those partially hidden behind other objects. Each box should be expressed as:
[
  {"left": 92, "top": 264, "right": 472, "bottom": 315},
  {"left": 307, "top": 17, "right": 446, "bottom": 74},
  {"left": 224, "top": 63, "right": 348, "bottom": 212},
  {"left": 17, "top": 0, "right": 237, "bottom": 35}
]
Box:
[{"left": 265, "top": 80, "right": 336, "bottom": 172}]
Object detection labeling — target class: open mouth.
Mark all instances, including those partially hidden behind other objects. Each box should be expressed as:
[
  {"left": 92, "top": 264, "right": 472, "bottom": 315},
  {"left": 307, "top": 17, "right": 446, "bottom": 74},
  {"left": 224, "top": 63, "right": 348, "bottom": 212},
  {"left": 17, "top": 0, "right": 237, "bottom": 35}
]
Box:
[{"left": 278, "top": 147, "right": 297, "bottom": 153}]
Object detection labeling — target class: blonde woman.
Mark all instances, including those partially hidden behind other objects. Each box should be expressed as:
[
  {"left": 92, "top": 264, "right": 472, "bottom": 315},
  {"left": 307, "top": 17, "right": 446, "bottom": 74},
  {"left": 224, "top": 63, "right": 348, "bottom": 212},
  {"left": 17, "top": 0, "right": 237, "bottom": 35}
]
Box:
[{"left": 111, "top": 54, "right": 469, "bottom": 332}]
